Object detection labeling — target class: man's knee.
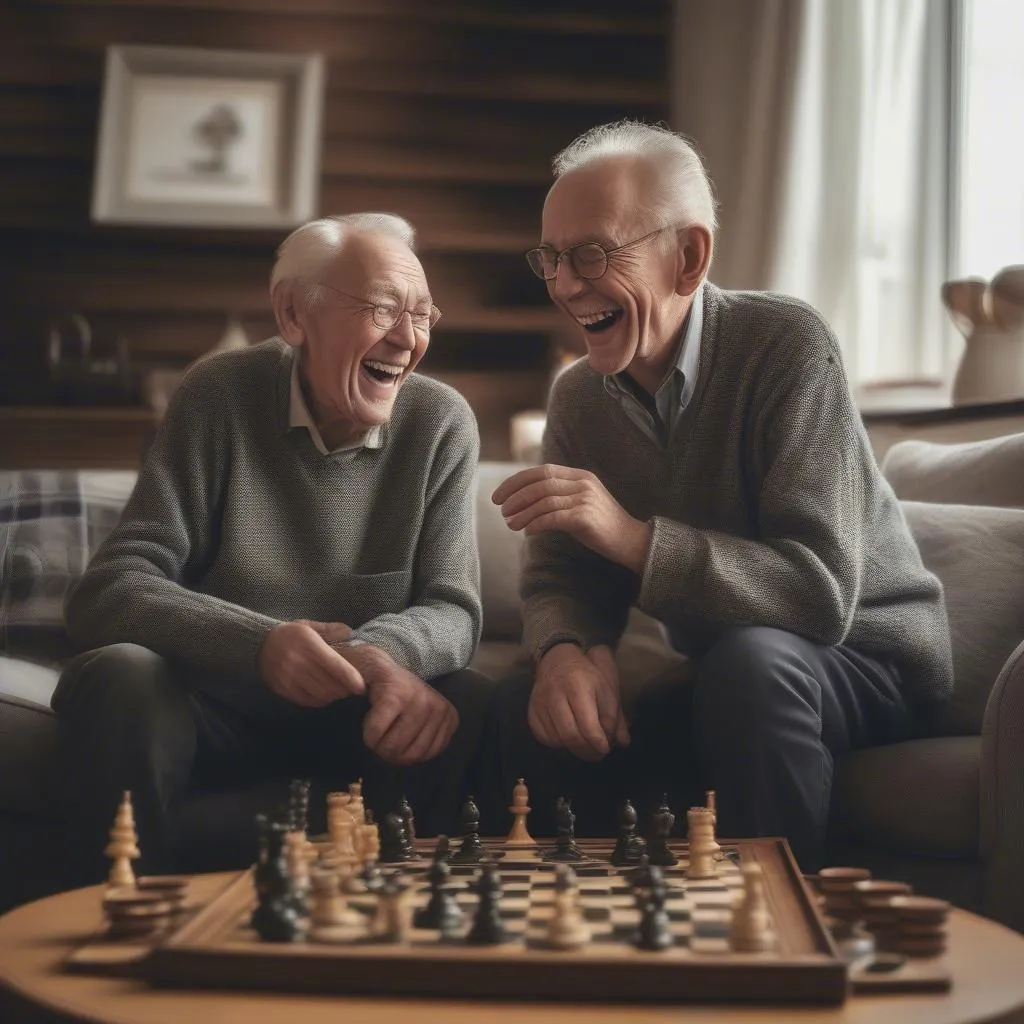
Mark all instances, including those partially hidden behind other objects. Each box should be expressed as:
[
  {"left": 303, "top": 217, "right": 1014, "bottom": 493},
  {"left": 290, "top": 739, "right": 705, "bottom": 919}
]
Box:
[
  {"left": 53, "top": 643, "right": 194, "bottom": 739},
  {"left": 433, "top": 668, "right": 497, "bottom": 731},
  {"left": 694, "top": 627, "right": 823, "bottom": 727}
]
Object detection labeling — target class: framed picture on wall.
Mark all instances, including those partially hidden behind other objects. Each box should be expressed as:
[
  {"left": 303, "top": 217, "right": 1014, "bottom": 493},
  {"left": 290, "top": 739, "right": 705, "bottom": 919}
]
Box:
[{"left": 91, "top": 45, "right": 325, "bottom": 228}]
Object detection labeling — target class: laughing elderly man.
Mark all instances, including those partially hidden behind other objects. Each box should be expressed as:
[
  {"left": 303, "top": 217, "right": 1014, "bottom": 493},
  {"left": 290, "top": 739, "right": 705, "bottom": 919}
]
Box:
[
  {"left": 492, "top": 122, "right": 953, "bottom": 869},
  {"left": 53, "top": 212, "right": 488, "bottom": 881}
]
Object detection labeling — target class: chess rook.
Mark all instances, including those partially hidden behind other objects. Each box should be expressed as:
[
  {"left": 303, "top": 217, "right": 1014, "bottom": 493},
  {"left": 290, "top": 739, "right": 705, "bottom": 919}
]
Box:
[{"left": 685, "top": 807, "right": 721, "bottom": 879}]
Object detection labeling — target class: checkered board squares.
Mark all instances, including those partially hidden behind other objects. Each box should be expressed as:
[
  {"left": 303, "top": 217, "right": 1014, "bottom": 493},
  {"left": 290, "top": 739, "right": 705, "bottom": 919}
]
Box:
[{"left": 331, "top": 846, "right": 747, "bottom": 953}]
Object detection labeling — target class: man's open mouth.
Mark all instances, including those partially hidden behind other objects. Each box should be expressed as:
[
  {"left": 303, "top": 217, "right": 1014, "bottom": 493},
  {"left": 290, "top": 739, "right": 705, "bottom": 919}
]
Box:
[
  {"left": 576, "top": 310, "right": 623, "bottom": 333},
  {"left": 362, "top": 359, "right": 405, "bottom": 384}
]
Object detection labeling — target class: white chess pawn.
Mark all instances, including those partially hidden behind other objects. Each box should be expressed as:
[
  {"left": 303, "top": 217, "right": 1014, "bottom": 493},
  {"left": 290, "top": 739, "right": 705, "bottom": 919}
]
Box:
[
  {"left": 308, "top": 867, "right": 362, "bottom": 942},
  {"left": 546, "top": 864, "right": 590, "bottom": 950},
  {"left": 105, "top": 791, "right": 140, "bottom": 889},
  {"left": 371, "top": 882, "right": 413, "bottom": 942},
  {"left": 685, "top": 807, "right": 721, "bottom": 880},
  {"left": 506, "top": 778, "right": 537, "bottom": 848},
  {"left": 730, "top": 863, "right": 776, "bottom": 952}
]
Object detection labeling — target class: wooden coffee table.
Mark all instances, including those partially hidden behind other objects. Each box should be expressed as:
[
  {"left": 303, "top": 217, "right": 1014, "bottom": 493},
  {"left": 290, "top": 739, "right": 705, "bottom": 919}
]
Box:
[{"left": 2, "top": 873, "right": 1024, "bottom": 1023}]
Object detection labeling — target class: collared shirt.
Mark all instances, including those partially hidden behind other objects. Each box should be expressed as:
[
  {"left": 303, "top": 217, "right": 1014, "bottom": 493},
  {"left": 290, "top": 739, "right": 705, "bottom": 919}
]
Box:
[
  {"left": 603, "top": 282, "right": 705, "bottom": 446},
  {"left": 288, "top": 356, "right": 382, "bottom": 455}
]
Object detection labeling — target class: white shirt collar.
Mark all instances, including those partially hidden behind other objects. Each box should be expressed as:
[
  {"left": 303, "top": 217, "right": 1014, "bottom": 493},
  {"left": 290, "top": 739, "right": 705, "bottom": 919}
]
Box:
[{"left": 289, "top": 355, "right": 381, "bottom": 455}]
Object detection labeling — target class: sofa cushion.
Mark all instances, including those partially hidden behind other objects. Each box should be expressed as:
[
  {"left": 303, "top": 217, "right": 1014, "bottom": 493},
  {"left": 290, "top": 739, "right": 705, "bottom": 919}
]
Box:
[
  {"left": 0, "top": 656, "right": 60, "bottom": 817},
  {"left": 883, "top": 433, "right": 1024, "bottom": 508},
  {"left": 474, "top": 461, "right": 530, "bottom": 642},
  {"left": 831, "top": 737, "right": 979, "bottom": 858},
  {"left": 1, "top": 470, "right": 136, "bottom": 665},
  {"left": 901, "top": 501, "right": 1024, "bottom": 734}
]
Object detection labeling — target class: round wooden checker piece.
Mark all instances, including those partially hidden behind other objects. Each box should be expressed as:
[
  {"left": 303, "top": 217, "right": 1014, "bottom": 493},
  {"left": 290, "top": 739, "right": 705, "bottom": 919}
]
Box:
[
  {"left": 853, "top": 879, "right": 912, "bottom": 899},
  {"left": 136, "top": 876, "right": 190, "bottom": 895},
  {"left": 889, "top": 895, "right": 951, "bottom": 922},
  {"left": 818, "top": 866, "right": 872, "bottom": 891}
]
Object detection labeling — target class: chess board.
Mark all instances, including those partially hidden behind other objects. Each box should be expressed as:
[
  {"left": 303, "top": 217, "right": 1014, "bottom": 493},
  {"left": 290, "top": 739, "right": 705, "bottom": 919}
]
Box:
[{"left": 146, "top": 837, "right": 849, "bottom": 1004}]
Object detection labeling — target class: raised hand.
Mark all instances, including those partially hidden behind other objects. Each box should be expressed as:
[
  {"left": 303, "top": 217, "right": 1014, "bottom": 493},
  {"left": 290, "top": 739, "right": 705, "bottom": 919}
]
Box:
[
  {"left": 528, "top": 642, "right": 630, "bottom": 761},
  {"left": 492, "top": 464, "right": 651, "bottom": 573},
  {"left": 258, "top": 620, "right": 365, "bottom": 708}
]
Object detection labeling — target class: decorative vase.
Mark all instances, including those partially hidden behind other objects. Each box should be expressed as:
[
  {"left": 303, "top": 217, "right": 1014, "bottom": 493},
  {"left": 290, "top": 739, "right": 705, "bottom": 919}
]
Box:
[{"left": 945, "top": 265, "right": 1024, "bottom": 405}]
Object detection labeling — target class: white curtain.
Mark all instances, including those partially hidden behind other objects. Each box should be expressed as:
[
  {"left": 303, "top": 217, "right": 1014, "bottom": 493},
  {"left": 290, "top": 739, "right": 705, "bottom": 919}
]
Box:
[{"left": 769, "top": 0, "right": 955, "bottom": 384}]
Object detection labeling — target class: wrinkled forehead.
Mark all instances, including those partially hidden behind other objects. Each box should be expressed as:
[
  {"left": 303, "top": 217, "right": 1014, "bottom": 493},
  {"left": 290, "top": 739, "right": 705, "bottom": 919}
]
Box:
[
  {"left": 328, "top": 232, "right": 431, "bottom": 302},
  {"left": 541, "top": 157, "right": 651, "bottom": 248}
]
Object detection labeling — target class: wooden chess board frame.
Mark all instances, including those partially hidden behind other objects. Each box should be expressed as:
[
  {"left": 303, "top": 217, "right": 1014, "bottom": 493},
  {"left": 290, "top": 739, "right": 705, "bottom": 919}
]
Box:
[{"left": 146, "top": 837, "right": 849, "bottom": 1004}]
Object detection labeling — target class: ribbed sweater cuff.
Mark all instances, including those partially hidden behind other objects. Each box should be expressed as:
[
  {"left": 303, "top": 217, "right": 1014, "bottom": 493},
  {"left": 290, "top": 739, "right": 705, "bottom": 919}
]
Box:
[{"left": 638, "top": 515, "right": 699, "bottom": 620}]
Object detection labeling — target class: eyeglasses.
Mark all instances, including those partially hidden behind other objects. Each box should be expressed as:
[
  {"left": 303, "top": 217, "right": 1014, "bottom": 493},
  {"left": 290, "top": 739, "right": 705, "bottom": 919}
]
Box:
[
  {"left": 525, "top": 228, "right": 667, "bottom": 282},
  {"left": 316, "top": 283, "right": 442, "bottom": 332}
]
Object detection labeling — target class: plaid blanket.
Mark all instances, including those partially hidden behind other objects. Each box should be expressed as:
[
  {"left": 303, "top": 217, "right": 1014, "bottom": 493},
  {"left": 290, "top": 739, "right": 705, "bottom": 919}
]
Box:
[{"left": 0, "top": 470, "right": 137, "bottom": 665}]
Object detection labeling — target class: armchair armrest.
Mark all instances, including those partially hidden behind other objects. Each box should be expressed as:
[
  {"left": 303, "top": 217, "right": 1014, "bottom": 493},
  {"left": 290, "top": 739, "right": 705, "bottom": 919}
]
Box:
[{"left": 980, "top": 637, "right": 1024, "bottom": 930}]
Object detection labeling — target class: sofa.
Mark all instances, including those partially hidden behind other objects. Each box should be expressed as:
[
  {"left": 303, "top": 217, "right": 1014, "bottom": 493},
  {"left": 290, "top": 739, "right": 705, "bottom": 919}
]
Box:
[{"left": 2, "top": 434, "right": 1023, "bottom": 929}]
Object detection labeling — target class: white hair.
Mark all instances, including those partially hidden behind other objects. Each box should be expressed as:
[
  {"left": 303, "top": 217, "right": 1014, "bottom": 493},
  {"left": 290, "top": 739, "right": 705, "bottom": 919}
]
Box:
[
  {"left": 552, "top": 121, "right": 718, "bottom": 242},
  {"left": 269, "top": 212, "right": 416, "bottom": 304}
]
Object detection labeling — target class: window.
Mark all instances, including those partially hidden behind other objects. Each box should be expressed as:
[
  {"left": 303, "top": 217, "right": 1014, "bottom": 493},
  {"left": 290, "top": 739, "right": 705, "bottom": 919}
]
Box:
[{"left": 956, "top": 0, "right": 1024, "bottom": 279}]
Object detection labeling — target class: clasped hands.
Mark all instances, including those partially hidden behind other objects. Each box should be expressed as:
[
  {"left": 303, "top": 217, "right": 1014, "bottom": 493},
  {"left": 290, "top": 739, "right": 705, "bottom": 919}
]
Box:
[
  {"left": 258, "top": 620, "right": 457, "bottom": 766},
  {"left": 492, "top": 464, "right": 651, "bottom": 760}
]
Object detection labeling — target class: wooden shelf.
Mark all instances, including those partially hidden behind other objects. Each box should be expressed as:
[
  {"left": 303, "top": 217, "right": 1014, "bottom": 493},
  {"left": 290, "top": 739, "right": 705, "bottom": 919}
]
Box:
[
  {"left": 0, "top": 405, "right": 156, "bottom": 469},
  {"left": 2, "top": 0, "right": 669, "bottom": 454}
]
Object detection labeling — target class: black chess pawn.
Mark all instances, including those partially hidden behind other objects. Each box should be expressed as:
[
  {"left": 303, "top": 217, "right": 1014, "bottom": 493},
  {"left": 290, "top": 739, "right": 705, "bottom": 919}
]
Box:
[
  {"left": 379, "top": 810, "right": 413, "bottom": 863},
  {"left": 251, "top": 819, "right": 306, "bottom": 942},
  {"left": 451, "top": 796, "right": 486, "bottom": 863},
  {"left": 547, "top": 797, "right": 584, "bottom": 862},
  {"left": 635, "top": 872, "right": 673, "bottom": 951},
  {"left": 414, "top": 836, "right": 464, "bottom": 935},
  {"left": 465, "top": 861, "right": 509, "bottom": 945},
  {"left": 646, "top": 796, "right": 679, "bottom": 867},
  {"left": 610, "top": 798, "right": 645, "bottom": 866},
  {"left": 396, "top": 793, "right": 417, "bottom": 843}
]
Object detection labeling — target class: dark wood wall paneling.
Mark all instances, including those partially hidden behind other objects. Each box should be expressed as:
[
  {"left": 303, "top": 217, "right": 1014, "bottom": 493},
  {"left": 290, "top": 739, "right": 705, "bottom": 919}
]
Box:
[{"left": 0, "top": 0, "right": 669, "bottom": 462}]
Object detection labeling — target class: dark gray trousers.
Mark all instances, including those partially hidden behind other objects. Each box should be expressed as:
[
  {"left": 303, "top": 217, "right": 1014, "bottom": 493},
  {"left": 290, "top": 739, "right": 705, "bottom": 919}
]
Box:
[
  {"left": 494, "top": 626, "right": 911, "bottom": 871},
  {"left": 51, "top": 643, "right": 495, "bottom": 884}
]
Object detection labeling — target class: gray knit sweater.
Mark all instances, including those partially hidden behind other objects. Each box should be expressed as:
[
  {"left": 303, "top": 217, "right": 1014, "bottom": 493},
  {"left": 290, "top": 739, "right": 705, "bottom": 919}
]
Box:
[
  {"left": 523, "top": 284, "right": 954, "bottom": 708},
  {"left": 65, "top": 339, "right": 482, "bottom": 697}
]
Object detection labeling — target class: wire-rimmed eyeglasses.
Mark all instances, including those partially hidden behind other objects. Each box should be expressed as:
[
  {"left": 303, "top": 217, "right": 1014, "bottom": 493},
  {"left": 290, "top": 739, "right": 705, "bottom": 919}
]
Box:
[
  {"left": 317, "top": 283, "right": 442, "bottom": 332},
  {"left": 525, "top": 228, "right": 667, "bottom": 282}
]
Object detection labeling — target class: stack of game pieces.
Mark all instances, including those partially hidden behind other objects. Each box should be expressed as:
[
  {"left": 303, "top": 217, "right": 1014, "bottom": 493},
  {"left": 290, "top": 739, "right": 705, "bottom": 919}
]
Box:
[
  {"left": 887, "top": 895, "right": 951, "bottom": 958},
  {"left": 851, "top": 879, "right": 913, "bottom": 951},
  {"left": 135, "top": 876, "right": 190, "bottom": 911},
  {"left": 102, "top": 887, "right": 180, "bottom": 940},
  {"left": 817, "top": 866, "right": 872, "bottom": 922}
]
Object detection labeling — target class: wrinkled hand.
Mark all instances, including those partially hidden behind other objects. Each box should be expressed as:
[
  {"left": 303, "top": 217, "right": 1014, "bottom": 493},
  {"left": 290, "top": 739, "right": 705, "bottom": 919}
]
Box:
[
  {"left": 492, "top": 464, "right": 652, "bottom": 573},
  {"left": 343, "top": 646, "right": 459, "bottom": 766},
  {"left": 299, "top": 619, "right": 354, "bottom": 648},
  {"left": 528, "top": 642, "right": 630, "bottom": 761},
  {"left": 259, "top": 621, "right": 365, "bottom": 708}
]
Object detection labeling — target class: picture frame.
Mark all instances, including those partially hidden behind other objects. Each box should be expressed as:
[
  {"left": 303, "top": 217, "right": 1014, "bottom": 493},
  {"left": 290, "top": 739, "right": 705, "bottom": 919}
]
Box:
[{"left": 91, "top": 45, "right": 325, "bottom": 229}]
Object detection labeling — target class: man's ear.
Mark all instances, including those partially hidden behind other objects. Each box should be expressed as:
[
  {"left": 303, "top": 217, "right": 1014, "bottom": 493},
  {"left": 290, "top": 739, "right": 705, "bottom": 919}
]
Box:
[
  {"left": 675, "top": 225, "right": 712, "bottom": 297},
  {"left": 272, "top": 282, "right": 306, "bottom": 348}
]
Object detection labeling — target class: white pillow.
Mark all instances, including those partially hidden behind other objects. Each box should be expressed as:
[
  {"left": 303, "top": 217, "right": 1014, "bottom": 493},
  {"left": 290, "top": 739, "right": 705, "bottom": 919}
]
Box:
[{"left": 901, "top": 500, "right": 1024, "bottom": 734}]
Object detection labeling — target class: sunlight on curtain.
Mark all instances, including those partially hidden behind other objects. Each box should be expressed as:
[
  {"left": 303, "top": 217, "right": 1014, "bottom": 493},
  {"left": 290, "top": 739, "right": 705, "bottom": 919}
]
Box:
[
  {"left": 770, "top": 0, "right": 953, "bottom": 385},
  {"left": 958, "top": 0, "right": 1024, "bottom": 279}
]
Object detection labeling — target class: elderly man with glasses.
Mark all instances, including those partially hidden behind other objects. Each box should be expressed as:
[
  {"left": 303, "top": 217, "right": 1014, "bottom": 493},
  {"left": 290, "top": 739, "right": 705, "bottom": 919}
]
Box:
[
  {"left": 53, "top": 213, "right": 491, "bottom": 882},
  {"left": 492, "top": 122, "right": 952, "bottom": 870}
]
